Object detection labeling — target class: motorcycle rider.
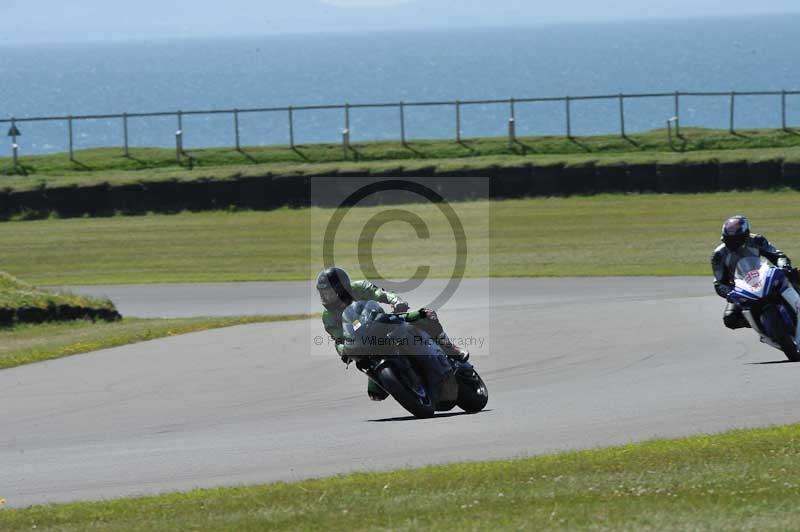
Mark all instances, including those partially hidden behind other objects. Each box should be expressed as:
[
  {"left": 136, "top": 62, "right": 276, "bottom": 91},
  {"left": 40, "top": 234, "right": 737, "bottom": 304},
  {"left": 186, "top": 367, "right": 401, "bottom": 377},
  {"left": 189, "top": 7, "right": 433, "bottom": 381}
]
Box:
[
  {"left": 711, "top": 215, "right": 800, "bottom": 340},
  {"left": 316, "top": 267, "right": 469, "bottom": 401}
]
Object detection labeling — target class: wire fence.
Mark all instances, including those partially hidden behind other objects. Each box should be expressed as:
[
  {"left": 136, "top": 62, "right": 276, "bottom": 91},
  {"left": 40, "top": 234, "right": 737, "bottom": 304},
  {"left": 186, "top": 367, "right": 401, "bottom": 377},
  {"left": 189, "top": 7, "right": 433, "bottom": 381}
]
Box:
[{"left": 2, "top": 89, "right": 799, "bottom": 166}]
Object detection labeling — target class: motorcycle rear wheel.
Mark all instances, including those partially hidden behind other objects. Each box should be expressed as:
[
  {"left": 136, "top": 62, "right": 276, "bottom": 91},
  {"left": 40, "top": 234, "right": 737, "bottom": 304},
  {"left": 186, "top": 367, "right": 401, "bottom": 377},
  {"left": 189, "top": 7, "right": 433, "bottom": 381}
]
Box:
[{"left": 377, "top": 365, "right": 435, "bottom": 419}]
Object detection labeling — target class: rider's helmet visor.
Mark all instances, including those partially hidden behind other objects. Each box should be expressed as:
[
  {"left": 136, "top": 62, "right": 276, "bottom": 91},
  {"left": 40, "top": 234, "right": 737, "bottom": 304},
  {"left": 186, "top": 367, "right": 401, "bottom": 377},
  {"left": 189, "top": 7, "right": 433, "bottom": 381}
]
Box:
[
  {"left": 723, "top": 233, "right": 747, "bottom": 251},
  {"left": 318, "top": 285, "right": 341, "bottom": 306}
]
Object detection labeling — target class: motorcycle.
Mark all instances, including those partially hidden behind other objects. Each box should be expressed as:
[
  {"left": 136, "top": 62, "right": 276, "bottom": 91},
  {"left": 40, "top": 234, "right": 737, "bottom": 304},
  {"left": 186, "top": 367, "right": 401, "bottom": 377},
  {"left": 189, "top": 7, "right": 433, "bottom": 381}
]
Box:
[
  {"left": 341, "top": 300, "right": 488, "bottom": 418},
  {"left": 728, "top": 256, "right": 800, "bottom": 361}
]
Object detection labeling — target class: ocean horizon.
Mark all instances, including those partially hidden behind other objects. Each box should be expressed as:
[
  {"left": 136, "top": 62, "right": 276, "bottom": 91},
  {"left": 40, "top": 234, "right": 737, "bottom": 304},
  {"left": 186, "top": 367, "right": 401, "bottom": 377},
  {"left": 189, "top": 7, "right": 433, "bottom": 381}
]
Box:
[{"left": 2, "top": 14, "right": 799, "bottom": 154}]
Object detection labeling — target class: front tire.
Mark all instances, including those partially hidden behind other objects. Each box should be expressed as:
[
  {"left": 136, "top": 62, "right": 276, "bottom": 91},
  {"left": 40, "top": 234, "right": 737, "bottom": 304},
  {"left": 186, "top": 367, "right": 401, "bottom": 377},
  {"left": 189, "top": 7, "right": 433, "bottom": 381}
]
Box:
[
  {"left": 377, "top": 365, "right": 435, "bottom": 419},
  {"left": 762, "top": 305, "right": 799, "bottom": 362},
  {"left": 456, "top": 368, "right": 489, "bottom": 413}
]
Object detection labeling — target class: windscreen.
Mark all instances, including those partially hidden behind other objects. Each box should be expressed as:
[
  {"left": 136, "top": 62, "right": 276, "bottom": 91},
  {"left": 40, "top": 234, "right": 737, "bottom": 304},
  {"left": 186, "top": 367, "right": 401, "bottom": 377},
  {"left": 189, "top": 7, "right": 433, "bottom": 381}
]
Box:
[
  {"left": 734, "top": 255, "right": 767, "bottom": 281},
  {"left": 341, "top": 300, "right": 384, "bottom": 340}
]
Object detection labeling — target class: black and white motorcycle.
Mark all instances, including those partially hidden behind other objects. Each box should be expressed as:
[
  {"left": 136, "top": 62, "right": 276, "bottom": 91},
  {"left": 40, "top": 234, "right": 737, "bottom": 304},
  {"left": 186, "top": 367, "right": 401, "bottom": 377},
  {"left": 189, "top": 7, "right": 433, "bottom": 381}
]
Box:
[{"left": 341, "top": 300, "right": 488, "bottom": 418}]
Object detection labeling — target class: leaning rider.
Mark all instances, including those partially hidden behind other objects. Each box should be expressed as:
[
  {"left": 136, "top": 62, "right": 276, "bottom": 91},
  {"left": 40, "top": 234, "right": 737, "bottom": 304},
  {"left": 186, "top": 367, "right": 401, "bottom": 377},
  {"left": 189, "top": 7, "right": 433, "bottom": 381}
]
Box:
[
  {"left": 712, "top": 215, "right": 800, "bottom": 339},
  {"left": 316, "top": 267, "right": 469, "bottom": 401}
]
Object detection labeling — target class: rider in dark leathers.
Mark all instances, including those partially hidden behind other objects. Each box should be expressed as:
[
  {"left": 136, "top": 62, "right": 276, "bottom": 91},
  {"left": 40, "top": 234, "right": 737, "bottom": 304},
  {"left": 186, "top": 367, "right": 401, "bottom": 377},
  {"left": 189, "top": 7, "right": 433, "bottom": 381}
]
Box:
[
  {"left": 711, "top": 215, "right": 793, "bottom": 330},
  {"left": 316, "top": 267, "right": 468, "bottom": 401}
]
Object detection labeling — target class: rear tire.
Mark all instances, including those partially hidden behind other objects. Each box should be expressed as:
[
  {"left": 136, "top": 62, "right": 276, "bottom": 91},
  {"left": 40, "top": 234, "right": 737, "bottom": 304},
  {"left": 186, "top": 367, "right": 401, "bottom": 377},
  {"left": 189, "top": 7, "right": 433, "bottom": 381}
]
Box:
[
  {"left": 456, "top": 369, "right": 489, "bottom": 413},
  {"left": 377, "top": 365, "right": 435, "bottom": 419},
  {"left": 762, "top": 306, "right": 799, "bottom": 362}
]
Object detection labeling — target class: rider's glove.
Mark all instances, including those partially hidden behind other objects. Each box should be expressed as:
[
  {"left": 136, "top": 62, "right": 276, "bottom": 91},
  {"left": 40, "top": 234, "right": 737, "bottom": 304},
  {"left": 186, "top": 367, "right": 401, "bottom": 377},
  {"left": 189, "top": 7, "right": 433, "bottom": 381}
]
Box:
[
  {"left": 778, "top": 257, "right": 792, "bottom": 270},
  {"left": 421, "top": 308, "right": 439, "bottom": 321},
  {"left": 392, "top": 300, "right": 409, "bottom": 313}
]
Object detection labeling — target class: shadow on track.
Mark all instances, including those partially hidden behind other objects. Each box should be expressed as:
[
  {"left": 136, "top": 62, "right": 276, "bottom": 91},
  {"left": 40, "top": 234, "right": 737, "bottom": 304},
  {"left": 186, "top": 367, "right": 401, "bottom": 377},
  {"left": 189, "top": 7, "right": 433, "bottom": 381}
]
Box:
[
  {"left": 747, "top": 360, "right": 798, "bottom": 365},
  {"left": 367, "top": 410, "right": 491, "bottom": 423}
]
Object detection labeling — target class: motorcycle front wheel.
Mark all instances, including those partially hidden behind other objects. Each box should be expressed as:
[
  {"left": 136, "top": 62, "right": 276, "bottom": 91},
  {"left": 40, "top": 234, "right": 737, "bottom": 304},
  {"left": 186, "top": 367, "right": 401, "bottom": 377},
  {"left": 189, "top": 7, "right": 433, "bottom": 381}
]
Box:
[
  {"left": 377, "top": 365, "right": 435, "bottom": 419},
  {"left": 762, "top": 305, "right": 800, "bottom": 362},
  {"left": 456, "top": 368, "right": 489, "bottom": 413}
]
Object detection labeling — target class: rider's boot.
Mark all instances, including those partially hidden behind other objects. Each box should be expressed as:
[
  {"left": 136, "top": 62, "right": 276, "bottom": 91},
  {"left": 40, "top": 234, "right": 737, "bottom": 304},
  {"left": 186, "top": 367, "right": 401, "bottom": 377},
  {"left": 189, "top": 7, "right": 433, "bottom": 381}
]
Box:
[
  {"left": 436, "top": 333, "right": 470, "bottom": 363},
  {"left": 780, "top": 284, "right": 800, "bottom": 343},
  {"left": 367, "top": 378, "right": 389, "bottom": 401}
]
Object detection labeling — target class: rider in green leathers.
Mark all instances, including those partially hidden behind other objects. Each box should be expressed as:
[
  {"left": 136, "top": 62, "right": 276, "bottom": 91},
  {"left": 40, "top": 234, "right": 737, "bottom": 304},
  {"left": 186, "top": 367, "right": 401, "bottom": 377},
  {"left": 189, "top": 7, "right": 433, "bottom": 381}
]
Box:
[{"left": 316, "top": 267, "right": 469, "bottom": 401}]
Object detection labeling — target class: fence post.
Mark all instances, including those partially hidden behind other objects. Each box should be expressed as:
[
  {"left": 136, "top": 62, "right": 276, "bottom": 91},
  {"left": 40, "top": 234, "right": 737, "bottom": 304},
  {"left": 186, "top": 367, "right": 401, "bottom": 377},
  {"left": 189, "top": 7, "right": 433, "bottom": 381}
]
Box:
[
  {"left": 176, "top": 111, "right": 183, "bottom": 164},
  {"left": 68, "top": 115, "right": 74, "bottom": 161},
  {"left": 288, "top": 106, "right": 295, "bottom": 148},
  {"left": 399, "top": 102, "right": 406, "bottom": 145},
  {"left": 123, "top": 113, "right": 129, "bottom": 157},
  {"left": 619, "top": 93, "right": 626, "bottom": 137},
  {"left": 667, "top": 117, "right": 677, "bottom": 151},
  {"left": 674, "top": 91, "right": 681, "bottom": 137},
  {"left": 234, "top": 109, "right": 240, "bottom": 150},
  {"left": 729, "top": 91, "right": 736, "bottom": 134},
  {"left": 342, "top": 129, "right": 350, "bottom": 160},
  {"left": 456, "top": 100, "right": 461, "bottom": 142},
  {"left": 782, "top": 90, "right": 787, "bottom": 130},
  {"left": 508, "top": 98, "right": 516, "bottom": 146},
  {"left": 565, "top": 96, "right": 572, "bottom": 138},
  {"left": 9, "top": 119, "right": 19, "bottom": 171}
]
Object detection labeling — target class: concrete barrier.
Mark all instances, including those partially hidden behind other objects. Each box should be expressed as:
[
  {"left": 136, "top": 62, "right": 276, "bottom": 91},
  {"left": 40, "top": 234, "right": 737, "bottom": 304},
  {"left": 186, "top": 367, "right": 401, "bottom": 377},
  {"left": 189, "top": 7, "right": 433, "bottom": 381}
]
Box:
[
  {"left": 626, "top": 163, "right": 658, "bottom": 192},
  {"left": 782, "top": 161, "right": 800, "bottom": 189},
  {"left": 0, "top": 307, "right": 14, "bottom": 324},
  {"left": 0, "top": 189, "right": 9, "bottom": 218},
  {"left": 207, "top": 180, "right": 240, "bottom": 209},
  {"left": 236, "top": 176, "right": 271, "bottom": 209},
  {"left": 748, "top": 160, "right": 782, "bottom": 189},
  {"left": 8, "top": 188, "right": 48, "bottom": 215},
  {"left": 1, "top": 304, "right": 122, "bottom": 325},
  {"left": 718, "top": 161, "right": 750, "bottom": 190},
  {"left": 3, "top": 158, "right": 800, "bottom": 219},
  {"left": 657, "top": 163, "right": 688, "bottom": 192},
  {"left": 15, "top": 307, "right": 47, "bottom": 323},
  {"left": 44, "top": 186, "right": 83, "bottom": 217},
  {"left": 271, "top": 176, "right": 310, "bottom": 207},
  {"left": 595, "top": 164, "right": 628, "bottom": 192},
  {"left": 141, "top": 180, "right": 178, "bottom": 212},
  {"left": 108, "top": 184, "right": 147, "bottom": 214},
  {"left": 79, "top": 184, "right": 111, "bottom": 215},
  {"left": 488, "top": 165, "right": 534, "bottom": 199},
  {"left": 560, "top": 163, "right": 596, "bottom": 195},
  {"left": 176, "top": 179, "right": 213, "bottom": 211},
  {"left": 686, "top": 162, "right": 719, "bottom": 192},
  {"left": 529, "top": 164, "right": 562, "bottom": 196}
]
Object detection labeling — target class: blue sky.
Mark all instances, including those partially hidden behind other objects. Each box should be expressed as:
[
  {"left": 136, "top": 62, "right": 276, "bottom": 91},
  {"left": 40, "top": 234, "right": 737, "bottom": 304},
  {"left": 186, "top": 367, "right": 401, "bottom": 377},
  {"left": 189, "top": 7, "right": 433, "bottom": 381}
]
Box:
[{"left": 2, "top": 0, "right": 799, "bottom": 43}]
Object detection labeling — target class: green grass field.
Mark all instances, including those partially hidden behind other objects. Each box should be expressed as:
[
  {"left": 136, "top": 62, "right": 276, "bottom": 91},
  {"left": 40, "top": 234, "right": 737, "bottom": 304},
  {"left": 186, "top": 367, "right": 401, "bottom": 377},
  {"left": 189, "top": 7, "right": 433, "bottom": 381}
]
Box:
[
  {"left": 0, "top": 314, "right": 312, "bottom": 370},
  {"left": 3, "top": 423, "right": 800, "bottom": 530},
  {"left": 1, "top": 191, "right": 799, "bottom": 285},
  {"left": 1, "top": 127, "right": 799, "bottom": 190}
]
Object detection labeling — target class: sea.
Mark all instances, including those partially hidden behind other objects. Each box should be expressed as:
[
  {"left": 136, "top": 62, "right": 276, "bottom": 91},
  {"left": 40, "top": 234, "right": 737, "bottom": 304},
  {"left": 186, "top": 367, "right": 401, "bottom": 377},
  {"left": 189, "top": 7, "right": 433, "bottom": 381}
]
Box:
[{"left": 1, "top": 14, "right": 799, "bottom": 154}]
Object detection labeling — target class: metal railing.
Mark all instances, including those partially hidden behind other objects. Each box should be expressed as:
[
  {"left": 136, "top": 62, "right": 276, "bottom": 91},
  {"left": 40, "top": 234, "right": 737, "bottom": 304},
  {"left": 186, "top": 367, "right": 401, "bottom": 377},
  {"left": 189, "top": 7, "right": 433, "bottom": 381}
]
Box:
[{"left": 3, "top": 89, "right": 799, "bottom": 167}]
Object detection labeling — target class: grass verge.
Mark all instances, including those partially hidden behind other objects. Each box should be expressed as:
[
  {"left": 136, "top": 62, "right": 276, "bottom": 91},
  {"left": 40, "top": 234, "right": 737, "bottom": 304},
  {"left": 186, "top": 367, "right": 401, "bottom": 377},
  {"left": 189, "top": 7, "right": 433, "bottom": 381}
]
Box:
[
  {"left": 0, "top": 314, "right": 313, "bottom": 370},
  {"left": 0, "top": 127, "right": 799, "bottom": 190},
  {"left": 1, "top": 191, "right": 799, "bottom": 285},
  {"left": 3, "top": 423, "right": 800, "bottom": 529},
  {"left": 0, "top": 271, "right": 118, "bottom": 323}
]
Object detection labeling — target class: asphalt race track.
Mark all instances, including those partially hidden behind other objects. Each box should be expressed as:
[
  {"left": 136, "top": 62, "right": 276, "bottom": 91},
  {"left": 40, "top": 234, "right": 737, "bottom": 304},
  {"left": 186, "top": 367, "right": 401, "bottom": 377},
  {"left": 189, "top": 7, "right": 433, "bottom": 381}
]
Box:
[{"left": 4, "top": 278, "right": 800, "bottom": 508}]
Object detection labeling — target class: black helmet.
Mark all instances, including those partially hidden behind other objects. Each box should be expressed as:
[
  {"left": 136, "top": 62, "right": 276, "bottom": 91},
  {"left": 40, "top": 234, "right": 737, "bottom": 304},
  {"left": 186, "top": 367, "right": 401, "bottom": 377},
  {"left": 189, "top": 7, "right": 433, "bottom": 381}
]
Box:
[
  {"left": 721, "top": 215, "right": 750, "bottom": 251},
  {"left": 316, "top": 267, "right": 353, "bottom": 308}
]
